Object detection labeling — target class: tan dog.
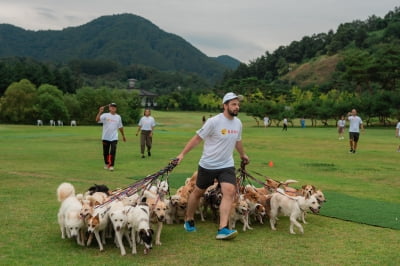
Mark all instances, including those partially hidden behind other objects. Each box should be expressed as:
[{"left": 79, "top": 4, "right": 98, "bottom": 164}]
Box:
[
  {"left": 229, "top": 197, "right": 252, "bottom": 232},
  {"left": 147, "top": 197, "right": 167, "bottom": 245}
]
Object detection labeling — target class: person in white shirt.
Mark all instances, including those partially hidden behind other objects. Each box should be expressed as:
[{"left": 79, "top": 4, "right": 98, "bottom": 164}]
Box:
[
  {"left": 282, "top": 118, "right": 288, "bottom": 131},
  {"left": 176, "top": 92, "right": 249, "bottom": 240},
  {"left": 347, "top": 109, "right": 364, "bottom": 154},
  {"left": 263, "top": 115, "right": 269, "bottom": 128},
  {"left": 96, "top": 103, "right": 126, "bottom": 171},
  {"left": 136, "top": 109, "right": 156, "bottom": 158},
  {"left": 396, "top": 120, "right": 400, "bottom": 152},
  {"left": 337, "top": 116, "right": 346, "bottom": 140}
]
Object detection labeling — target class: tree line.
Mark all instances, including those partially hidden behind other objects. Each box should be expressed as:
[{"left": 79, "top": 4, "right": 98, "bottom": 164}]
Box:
[{"left": 0, "top": 79, "right": 141, "bottom": 125}]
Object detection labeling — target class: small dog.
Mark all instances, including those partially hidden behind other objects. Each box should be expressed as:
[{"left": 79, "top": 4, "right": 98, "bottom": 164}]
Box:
[
  {"left": 269, "top": 189, "right": 320, "bottom": 234},
  {"left": 109, "top": 201, "right": 131, "bottom": 255},
  {"left": 203, "top": 183, "right": 222, "bottom": 222},
  {"left": 229, "top": 197, "right": 252, "bottom": 232},
  {"left": 147, "top": 197, "right": 167, "bottom": 245},
  {"left": 86, "top": 205, "right": 110, "bottom": 251},
  {"left": 301, "top": 189, "right": 326, "bottom": 224},
  {"left": 57, "top": 182, "right": 85, "bottom": 246},
  {"left": 87, "top": 184, "right": 111, "bottom": 196},
  {"left": 126, "top": 203, "right": 154, "bottom": 255}
]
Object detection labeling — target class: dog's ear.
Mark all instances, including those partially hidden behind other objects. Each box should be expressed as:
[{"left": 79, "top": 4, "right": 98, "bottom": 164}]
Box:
[
  {"left": 312, "top": 185, "right": 316, "bottom": 191},
  {"left": 302, "top": 185, "right": 307, "bottom": 189},
  {"left": 149, "top": 228, "right": 154, "bottom": 235}
]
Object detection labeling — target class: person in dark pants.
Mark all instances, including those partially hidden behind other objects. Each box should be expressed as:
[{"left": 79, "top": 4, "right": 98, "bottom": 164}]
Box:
[
  {"left": 136, "top": 109, "right": 156, "bottom": 158},
  {"left": 176, "top": 92, "right": 249, "bottom": 240},
  {"left": 96, "top": 103, "right": 126, "bottom": 171},
  {"left": 282, "top": 118, "right": 288, "bottom": 131}
]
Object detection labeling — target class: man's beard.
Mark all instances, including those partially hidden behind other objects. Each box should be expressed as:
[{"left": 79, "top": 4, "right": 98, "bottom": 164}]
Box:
[{"left": 228, "top": 109, "right": 239, "bottom": 116}]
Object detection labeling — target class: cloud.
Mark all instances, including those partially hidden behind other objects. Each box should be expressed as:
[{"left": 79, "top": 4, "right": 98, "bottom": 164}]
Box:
[{"left": 0, "top": 0, "right": 398, "bottom": 61}]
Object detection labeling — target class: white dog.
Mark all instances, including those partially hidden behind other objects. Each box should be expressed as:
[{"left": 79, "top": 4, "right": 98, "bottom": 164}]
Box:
[
  {"left": 57, "top": 182, "right": 85, "bottom": 246},
  {"left": 109, "top": 201, "right": 131, "bottom": 256},
  {"left": 126, "top": 203, "right": 154, "bottom": 255},
  {"left": 269, "top": 189, "right": 320, "bottom": 234}
]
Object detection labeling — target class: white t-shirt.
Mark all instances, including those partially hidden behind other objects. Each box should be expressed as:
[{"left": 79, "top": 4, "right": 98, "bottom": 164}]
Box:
[
  {"left": 396, "top": 122, "right": 400, "bottom": 137},
  {"left": 337, "top": 119, "right": 346, "bottom": 127},
  {"left": 98, "top": 113, "right": 123, "bottom": 141},
  {"left": 348, "top": 116, "right": 363, "bottom": 133},
  {"left": 138, "top": 116, "right": 156, "bottom": 131},
  {"left": 196, "top": 113, "right": 242, "bottom": 169},
  {"left": 263, "top": 117, "right": 269, "bottom": 125}
]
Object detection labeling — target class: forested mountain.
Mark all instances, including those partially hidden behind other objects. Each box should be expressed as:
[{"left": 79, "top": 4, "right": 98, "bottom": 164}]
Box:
[
  {"left": 220, "top": 7, "right": 400, "bottom": 93},
  {"left": 217, "top": 7, "right": 400, "bottom": 125},
  {"left": 0, "top": 14, "right": 230, "bottom": 82}
]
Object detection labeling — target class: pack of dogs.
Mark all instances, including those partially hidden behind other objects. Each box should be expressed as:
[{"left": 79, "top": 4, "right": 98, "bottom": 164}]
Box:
[{"left": 57, "top": 172, "right": 327, "bottom": 255}]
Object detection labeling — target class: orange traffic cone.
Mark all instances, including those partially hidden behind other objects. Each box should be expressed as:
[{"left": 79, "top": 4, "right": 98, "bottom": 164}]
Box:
[{"left": 268, "top": 161, "right": 274, "bottom": 167}]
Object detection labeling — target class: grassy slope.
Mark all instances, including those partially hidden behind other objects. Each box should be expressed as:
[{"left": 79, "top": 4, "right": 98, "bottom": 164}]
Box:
[
  {"left": 282, "top": 54, "right": 341, "bottom": 87},
  {"left": 0, "top": 110, "right": 399, "bottom": 265}
]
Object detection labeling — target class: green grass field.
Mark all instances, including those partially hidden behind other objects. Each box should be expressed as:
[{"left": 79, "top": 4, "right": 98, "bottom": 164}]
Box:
[{"left": 1, "top": 110, "right": 399, "bottom": 265}]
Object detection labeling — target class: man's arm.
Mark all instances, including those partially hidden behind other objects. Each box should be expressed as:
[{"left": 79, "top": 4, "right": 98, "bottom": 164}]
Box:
[
  {"left": 176, "top": 134, "right": 203, "bottom": 164},
  {"left": 235, "top": 140, "right": 249, "bottom": 164},
  {"left": 119, "top": 127, "right": 126, "bottom": 142},
  {"left": 95, "top": 106, "right": 105, "bottom": 122}
]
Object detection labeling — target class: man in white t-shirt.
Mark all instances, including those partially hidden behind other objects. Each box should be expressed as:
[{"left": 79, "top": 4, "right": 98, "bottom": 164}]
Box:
[
  {"left": 396, "top": 120, "right": 400, "bottom": 152},
  {"left": 96, "top": 103, "right": 126, "bottom": 171},
  {"left": 347, "top": 109, "right": 364, "bottom": 154},
  {"left": 136, "top": 109, "right": 156, "bottom": 158},
  {"left": 176, "top": 92, "right": 249, "bottom": 240}
]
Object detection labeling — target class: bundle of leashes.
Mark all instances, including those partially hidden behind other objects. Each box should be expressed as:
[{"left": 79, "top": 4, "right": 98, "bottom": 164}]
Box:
[
  {"left": 236, "top": 161, "right": 266, "bottom": 189},
  {"left": 95, "top": 158, "right": 179, "bottom": 209}
]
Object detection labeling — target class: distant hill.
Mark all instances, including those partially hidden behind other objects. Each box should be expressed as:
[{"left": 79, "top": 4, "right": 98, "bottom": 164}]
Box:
[
  {"left": 212, "top": 55, "right": 241, "bottom": 70},
  {"left": 0, "top": 14, "right": 229, "bottom": 82}
]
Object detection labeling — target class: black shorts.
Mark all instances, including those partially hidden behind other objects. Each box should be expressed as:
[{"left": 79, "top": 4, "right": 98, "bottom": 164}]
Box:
[
  {"left": 349, "top": 132, "right": 360, "bottom": 142},
  {"left": 196, "top": 165, "right": 236, "bottom": 189}
]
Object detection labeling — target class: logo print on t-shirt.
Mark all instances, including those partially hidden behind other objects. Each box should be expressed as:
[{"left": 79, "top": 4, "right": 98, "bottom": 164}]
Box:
[{"left": 221, "top": 128, "right": 227, "bottom": 135}]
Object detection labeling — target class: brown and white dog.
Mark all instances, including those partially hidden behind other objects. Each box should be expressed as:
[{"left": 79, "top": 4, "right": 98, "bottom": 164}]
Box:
[
  {"left": 229, "top": 196, "right": 252, "bottom": 232},
  {"left": 86, "top": 205, "right": 110, "bottom": 251}
]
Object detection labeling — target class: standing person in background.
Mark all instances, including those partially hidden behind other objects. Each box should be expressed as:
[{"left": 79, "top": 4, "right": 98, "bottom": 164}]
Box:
[
  {"left": 300, "top": 118, "right": 306, "bottom": 128},
  {"left": 347, "top": 109, "right": 364, "bottom": 154},
  {"left": 176, "top": 92, "right": 249, "bottom": 240},
  {"left": 396, "top": 119, "right": 400, "bottom": 152},
  {"left": 263, "top": 115, "right": 269, "bottom": 128},
  {"left": 337, "top": 116, "right": 346, "bottom": 140},
  {"left": 96, "top": 103, "right": 126, "bottom": 171},
  {"left": 282, "top": 118, "right": 288, "bottom": 131},
  {"left": 136, "top": 109, "right": 156, "bottom": 158}
]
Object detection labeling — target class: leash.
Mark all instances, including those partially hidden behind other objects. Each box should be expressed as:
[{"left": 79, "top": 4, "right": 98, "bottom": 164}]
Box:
[
  {"left": 95, "top": 158, "right": 179, "bottom": 209},
  {"left": 237, "top": 161, "right": 267, "bottom": 189}
]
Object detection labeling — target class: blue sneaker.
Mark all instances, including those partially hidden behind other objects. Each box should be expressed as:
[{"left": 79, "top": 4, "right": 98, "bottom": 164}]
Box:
[
  {"left": 216, "top": 227, "right": 238, "bottom": 240},
  {"left": 184, "top": 220, "right": 196, "bottom": 232}
]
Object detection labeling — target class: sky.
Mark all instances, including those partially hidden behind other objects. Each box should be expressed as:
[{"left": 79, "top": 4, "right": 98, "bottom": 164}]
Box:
[{"left": 0, "top": 0, "right": 398, "bottom": 63}]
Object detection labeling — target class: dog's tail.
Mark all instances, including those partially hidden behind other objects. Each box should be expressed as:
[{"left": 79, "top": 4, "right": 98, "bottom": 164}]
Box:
[{"left": 57, "top": 182, "right": 75, "bottom": 202}]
